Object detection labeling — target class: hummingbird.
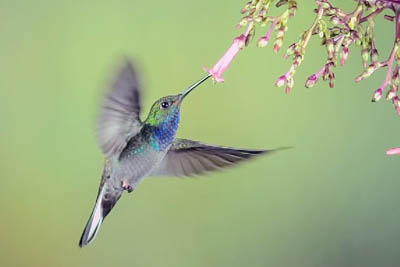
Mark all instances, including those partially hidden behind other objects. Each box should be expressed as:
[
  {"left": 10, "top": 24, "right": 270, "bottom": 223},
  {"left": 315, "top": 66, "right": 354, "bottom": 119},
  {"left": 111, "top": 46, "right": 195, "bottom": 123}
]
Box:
[{"left": 79, "top": 60, "right": 278, "bottom": 247}]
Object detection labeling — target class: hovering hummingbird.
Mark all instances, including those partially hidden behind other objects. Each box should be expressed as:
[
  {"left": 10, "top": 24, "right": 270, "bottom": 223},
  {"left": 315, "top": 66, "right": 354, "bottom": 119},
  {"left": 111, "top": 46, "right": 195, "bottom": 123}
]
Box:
[{"left": 79, "top": 61, "right": 279, "bottom": 247}]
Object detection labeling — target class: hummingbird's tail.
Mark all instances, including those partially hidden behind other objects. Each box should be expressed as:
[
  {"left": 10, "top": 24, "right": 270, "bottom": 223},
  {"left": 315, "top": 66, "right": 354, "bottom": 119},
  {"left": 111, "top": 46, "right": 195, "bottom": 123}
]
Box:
[{"left": 79, "top": 187, "right": 122, "bottom": 247}]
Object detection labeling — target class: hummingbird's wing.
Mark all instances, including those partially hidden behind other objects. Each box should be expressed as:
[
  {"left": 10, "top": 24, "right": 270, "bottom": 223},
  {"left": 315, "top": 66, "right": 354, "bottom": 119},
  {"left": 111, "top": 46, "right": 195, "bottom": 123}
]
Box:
[
  {"left": 149, "top": 139, "right": 274, "bottom": 177},
  {"left": 97, "top": 60, "right": 143, "bottom": 158}
]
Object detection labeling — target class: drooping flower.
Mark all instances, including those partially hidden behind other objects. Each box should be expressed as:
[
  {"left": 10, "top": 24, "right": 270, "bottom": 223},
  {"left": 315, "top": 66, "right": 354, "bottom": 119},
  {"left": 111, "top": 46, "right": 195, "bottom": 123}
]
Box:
[{"left": 204, "top": 35, "right": 246, "bottom": 83}]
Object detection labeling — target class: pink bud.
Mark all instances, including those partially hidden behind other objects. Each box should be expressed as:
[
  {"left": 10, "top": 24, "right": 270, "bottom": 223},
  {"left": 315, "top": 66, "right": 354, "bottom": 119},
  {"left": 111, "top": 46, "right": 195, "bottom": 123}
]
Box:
[
  {"left": 355, "top": 76, "right": 363, "bottom": 82},
  {"left": 372, "top": 88, "right": 383, "bottom": 102},
  {"left": 286, "top": 78, "right": 294, "bottom": 94},
  {"left": 275, "top": 75, "right": 287, "bottom": 87},
  {"left": 386, "top": 147, "right": 400, "bottom": 155},
  {"left": 384, "top": 15, "right": 394, "bottom": 21},
  {"left": 257, "top": 36, "right": 269, "bottom": 48},
  {"left": 305, "top": 65, "right": 326, "bottom": 88},
  {"left": 274, "top": 43, "right": 281, "bottom": 53},
  {"left": 305, "top": 74, "right": 318, "bottom": 88}
]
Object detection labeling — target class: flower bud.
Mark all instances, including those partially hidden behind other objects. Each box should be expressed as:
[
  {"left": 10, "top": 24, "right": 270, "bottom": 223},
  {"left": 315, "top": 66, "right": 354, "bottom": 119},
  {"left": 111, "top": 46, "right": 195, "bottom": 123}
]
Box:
[
  {"left": 305, "top": 74, "right": 318, "bottom": 88},
  {"left": 240, "top": 1, "right": 252, "bottom": 14},
  {"left": 276, "top": 0, "right": 288, "bottom": 8},
  {"left": 284, "top": 43, "right": 296, "bottom": 59},
  {"left": 257, "top": 36, "right": 269, "bottom": 48},
  {"left": 386, "top": 85, "right": 397, "bottom": 100},
  {"left": 384, "top": 15, "right": 395, "bottom": 22},
  {"left": 362, "top": 49, "right": 369, "bottom": 68},
  {"left": 289, "top": 3, "right": 297, "bottom": 17},
  {"left": 238, "top": 17, "right": 248, "bottom": 27},
  {"left": 274, "top": 40, "right": 283, "bottom": 53},
  {"left": 340, "top": 47, "right": 349, "bottom": 66},
  {"left": 326, "top": 39, "right": 335, "bottom": 58},
  {"left": 275, "top": 75, "right": 287, "bottom": 87},
  {"left": 371, "top": 48, "right": 379, "bottom": 62},
  {"left": 316, "top": 1, "right": 330, "bottom": 9},
  {"left": 328, "top": 72, "right": 336, "bottom": 88},
  {"left": 372, "top": 88, "right": 383, "bottom": 102},
  {"left": 286, "top": 78, "right": 294, "bottom": 94}
]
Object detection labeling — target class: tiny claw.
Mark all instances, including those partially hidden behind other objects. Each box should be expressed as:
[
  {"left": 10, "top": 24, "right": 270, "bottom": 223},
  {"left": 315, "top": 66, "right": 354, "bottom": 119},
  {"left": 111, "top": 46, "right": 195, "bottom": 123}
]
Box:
[{"left": 122, "top": 180, "right": 135, "bottom": 193}]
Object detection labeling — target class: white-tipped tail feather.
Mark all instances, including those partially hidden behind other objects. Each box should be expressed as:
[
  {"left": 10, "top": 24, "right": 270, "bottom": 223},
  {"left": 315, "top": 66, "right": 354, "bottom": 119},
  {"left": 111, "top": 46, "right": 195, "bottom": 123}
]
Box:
[
  {"left": 79, "top": 186, "right": 123, "bottom": 247},
  {"left": 79, "top": 188, "right": 105, "bottom": 247}
]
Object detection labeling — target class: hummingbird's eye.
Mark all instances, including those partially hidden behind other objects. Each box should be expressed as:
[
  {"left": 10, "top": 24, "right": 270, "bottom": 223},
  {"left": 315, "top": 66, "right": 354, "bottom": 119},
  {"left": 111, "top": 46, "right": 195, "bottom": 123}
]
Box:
[{"left": 160, "top": 101, "right": 170, "bottom": 109}]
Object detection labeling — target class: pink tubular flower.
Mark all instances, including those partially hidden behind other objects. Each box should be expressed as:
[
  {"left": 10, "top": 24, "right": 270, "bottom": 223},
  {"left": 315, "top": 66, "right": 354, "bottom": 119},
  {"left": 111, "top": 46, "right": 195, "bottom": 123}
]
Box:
[
  {"left": 386, "top": 147, "right": 400, "bottom": 155},
  {"left": 204, "top": 35, "right": 246, "bottom": 83}
]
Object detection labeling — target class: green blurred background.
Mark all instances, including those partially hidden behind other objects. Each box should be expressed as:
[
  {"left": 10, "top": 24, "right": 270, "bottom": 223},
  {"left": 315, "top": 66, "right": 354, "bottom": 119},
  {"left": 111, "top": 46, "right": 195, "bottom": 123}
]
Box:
[{"left": 1, "top": 1, "right": 400, "bottom": 266}]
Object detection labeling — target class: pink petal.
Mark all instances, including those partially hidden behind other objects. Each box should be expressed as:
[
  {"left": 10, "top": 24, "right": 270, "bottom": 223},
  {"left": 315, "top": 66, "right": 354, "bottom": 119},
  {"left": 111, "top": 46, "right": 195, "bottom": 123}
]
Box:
[{"left": 386, "top": 147, "right": 400, "bottom": 155}]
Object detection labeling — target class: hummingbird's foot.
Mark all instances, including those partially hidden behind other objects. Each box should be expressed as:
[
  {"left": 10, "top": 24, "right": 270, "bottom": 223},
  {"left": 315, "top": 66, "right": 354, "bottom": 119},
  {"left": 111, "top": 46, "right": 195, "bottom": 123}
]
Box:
[{"left": 121, "top": 180, "right": 135, "bottom": 193}]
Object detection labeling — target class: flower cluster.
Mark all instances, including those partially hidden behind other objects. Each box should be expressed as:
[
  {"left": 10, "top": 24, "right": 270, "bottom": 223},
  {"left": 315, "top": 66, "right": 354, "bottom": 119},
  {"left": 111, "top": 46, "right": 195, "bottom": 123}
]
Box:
[
  {"left": 277, "top": 0, "right": 400, "bottom": 104},
  {"left": 204, "top": 0, "right": 400, "bottom": 154},
  {"left": 204, "top": 0, "right": 297, "bottom": 83}
]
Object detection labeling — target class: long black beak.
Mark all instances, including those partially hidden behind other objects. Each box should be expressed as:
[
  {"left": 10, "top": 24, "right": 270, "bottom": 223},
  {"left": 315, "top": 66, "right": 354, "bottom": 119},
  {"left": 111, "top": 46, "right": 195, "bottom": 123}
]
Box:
[{"left": 179, "top": 73, "right": 211, "bottom": 102}]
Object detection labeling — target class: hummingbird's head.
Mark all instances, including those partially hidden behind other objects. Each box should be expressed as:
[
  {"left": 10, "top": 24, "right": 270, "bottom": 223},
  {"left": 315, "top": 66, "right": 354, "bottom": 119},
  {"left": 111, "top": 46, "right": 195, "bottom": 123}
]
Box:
[
  {"left": 145, "top": 74, "right": 211, "bottom": 127},
  {"left": 145, "top": 95, "right": 182, "bottom": 127}
]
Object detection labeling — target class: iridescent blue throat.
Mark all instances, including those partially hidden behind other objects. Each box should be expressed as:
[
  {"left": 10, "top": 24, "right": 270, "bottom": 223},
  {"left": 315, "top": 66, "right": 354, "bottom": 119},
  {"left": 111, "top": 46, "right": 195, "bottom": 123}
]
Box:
[{"left": 151, "top": 108, "right": 180, "bottom": 151}]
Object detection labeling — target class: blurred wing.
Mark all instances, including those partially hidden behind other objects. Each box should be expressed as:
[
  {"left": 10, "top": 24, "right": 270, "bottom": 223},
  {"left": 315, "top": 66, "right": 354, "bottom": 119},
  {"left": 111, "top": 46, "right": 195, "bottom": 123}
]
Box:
[
  {"left": 149, "top": 139, "right": 273, "bottom": 177},
  {"left": 97, "top": 61, "right": 143, "bottom": 157}
]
